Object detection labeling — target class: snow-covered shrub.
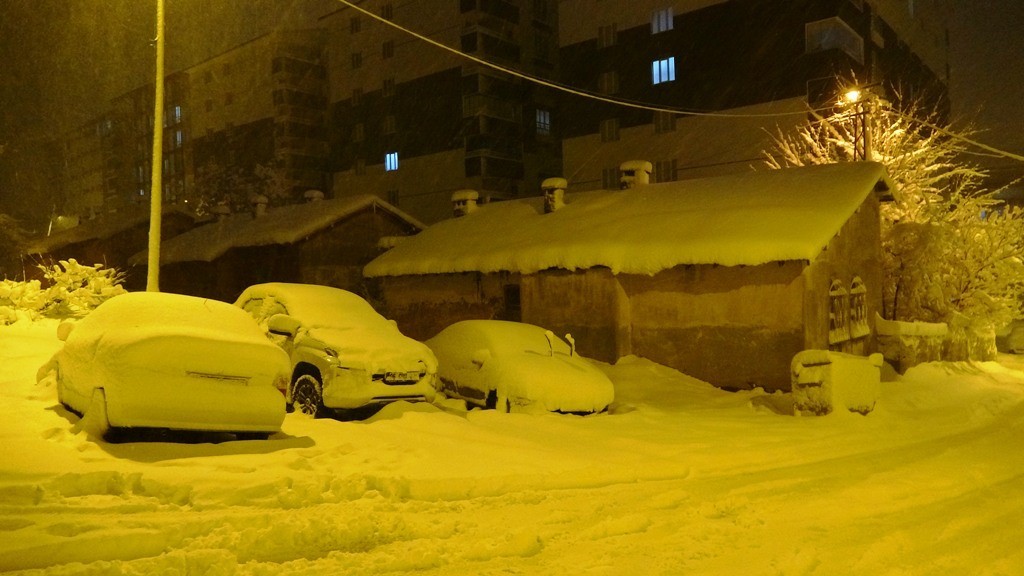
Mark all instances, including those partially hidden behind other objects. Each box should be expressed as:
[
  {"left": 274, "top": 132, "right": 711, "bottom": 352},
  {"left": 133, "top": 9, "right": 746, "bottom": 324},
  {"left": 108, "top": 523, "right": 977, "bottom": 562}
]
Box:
[
  {"left": 0, "top": 279, "right": 45, "bottom": 324},
  {"left": 791, "top": 350, "right": 883, "bottom": 416},
  {"left": 35, "top": 259, "right": 127, "bottom": 318}
]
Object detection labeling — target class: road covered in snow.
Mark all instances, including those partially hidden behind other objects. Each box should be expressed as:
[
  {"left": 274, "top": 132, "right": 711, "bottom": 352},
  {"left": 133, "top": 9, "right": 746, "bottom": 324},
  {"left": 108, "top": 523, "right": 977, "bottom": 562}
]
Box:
[{"left": 2, "top": 318, "right": 1024, "bottom": 575}]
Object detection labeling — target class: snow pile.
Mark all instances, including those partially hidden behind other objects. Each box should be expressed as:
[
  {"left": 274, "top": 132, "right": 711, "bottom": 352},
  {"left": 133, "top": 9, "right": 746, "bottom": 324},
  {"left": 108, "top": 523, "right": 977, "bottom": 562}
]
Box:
[
  {"left": 3, "top": 319, "right": 1024, "bottom": 574},
  {"left": 365, "top": 162, "right": 892, "bottom": 277}
]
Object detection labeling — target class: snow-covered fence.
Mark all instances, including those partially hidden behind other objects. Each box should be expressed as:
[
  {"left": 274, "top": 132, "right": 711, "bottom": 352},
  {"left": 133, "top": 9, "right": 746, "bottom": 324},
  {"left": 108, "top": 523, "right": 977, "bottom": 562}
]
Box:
[
  {"left": 874, "top": 313, "right": 947, "bottom": 373},
  {"left": 943, "top": 312, "right": 997, "bottom": 362},
  {"left": 791, "top": 350, "right": 883, "bottom": 415},
  {"left": 875, "top": 312, "right": 996, "bottom": 372}
]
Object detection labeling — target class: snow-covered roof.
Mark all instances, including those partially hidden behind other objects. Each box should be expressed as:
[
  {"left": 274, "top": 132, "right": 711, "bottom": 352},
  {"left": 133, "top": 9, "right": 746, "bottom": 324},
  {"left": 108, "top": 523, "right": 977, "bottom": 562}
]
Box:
[
  {"left": 364, "top": 162, "right": 893, "bottom": 277},
  {"left": 131, "top": 195, "right": 425, "bottom": 266},
  {"left": 25, "top": 205, "right": 199, "bottom": 255}
]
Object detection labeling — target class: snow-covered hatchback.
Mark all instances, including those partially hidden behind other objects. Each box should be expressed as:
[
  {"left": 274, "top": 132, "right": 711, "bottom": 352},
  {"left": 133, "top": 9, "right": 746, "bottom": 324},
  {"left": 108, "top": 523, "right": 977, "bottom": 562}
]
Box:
[
  {"left": 37, "top": 291, "right": 290, "bottom": 439},
  {"left": 427, "top": 320, "right": 614, "bottom": 415},
  {"left": 235, "top": 283, "right": 437, "bottom": 417}
]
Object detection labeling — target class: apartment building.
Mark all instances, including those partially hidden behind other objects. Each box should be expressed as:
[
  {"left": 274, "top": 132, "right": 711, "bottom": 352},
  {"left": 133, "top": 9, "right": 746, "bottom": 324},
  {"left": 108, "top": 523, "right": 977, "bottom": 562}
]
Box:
[
  {"left": 557, "top": 0, "right": 952, "bottom": 191},
  {"left": 322, "top": 0, "right": 561, "bottom": 223},
  {"left": 52, "top": 0, "right": 949, "bottom": 224}
]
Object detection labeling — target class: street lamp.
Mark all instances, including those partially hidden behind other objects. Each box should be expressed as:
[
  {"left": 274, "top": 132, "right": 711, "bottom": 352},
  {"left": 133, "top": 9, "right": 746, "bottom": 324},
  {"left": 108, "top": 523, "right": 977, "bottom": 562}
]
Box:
[{"left": 838, "top": 86, "right": 873, "bottom": 162}]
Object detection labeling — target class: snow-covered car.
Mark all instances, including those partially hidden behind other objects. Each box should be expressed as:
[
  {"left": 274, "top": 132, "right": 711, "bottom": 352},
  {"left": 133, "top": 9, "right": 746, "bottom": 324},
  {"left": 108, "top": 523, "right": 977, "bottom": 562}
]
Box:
[
  {"left": 234, "top": 283, "right": 438, "bottom": 417},
  {"left": 37, "top": 291, "right": 290, "bottom": 439},
  {"left": 426, "top": 320, "right": 614, "bottom": 414}
]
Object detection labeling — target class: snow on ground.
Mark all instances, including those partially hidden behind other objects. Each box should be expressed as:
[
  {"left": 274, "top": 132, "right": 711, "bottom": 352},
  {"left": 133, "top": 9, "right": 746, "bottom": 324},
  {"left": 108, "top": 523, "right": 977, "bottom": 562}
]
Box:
[{"left": 2, "top": 318, "right": 1024, "bottom": 575}]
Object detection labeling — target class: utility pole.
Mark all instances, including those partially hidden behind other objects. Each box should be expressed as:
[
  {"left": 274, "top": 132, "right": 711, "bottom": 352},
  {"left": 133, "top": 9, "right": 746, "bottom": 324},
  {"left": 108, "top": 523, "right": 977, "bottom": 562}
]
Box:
[{"left": 146, "top": 0, "right": 165, "bottom": 292}]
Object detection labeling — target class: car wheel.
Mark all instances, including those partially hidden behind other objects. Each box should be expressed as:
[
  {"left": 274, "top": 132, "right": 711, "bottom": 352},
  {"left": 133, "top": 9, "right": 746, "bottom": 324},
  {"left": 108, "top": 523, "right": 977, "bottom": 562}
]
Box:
[
  {"left": 291, "top": 373, "right": 326, "bottom": 418},
  {"left": 497, "top": 392, "right": 511, "bottom": 413},
  {"left": 486, "top": 389, "right": 511, "bottom": 413}
]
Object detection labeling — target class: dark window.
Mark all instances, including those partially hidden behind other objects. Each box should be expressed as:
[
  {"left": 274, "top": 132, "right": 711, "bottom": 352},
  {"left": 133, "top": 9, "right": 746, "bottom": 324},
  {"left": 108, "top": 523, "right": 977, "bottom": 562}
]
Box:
[{"left": 502, "top": 284, "right": 521, "bottom": 321}]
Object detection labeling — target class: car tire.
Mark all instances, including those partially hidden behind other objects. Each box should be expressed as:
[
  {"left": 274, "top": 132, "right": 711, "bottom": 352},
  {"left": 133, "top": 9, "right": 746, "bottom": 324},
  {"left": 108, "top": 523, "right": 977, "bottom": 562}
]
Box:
[
  {"left": 291, "top": 373, "right": 326, "bottom": 418},
  {"left": 498, "top": 392, "right": 511, "bottom": 414},
  {"left": 486, "top": 389, "right": 511, "bottom": 413}
]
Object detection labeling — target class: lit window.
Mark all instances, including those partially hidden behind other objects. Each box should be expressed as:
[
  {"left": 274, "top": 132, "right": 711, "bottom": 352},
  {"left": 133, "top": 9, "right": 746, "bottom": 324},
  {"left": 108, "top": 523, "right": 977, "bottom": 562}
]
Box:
[
  {"left": 385, "top": 151, "right": 399, "bottom": 172},
  {"left": 651, "top": 8, "right": 674, "bottom": 34},
  {"left": 805, "top": 17, "right": 864, "bottom": 63},
  {"left": 536, "top": 109, "right": 551, "bottom": 135},
  {"left": 652, "top": 57, "right": 676, "bottom": 85},
  {"left": 828, "top": 279, "right": 850, "bottom": 346}
]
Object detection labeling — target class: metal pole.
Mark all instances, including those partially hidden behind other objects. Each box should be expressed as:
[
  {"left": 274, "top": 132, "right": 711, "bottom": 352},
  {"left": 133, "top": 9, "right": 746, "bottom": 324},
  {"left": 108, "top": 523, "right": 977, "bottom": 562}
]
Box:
[{"left": 146, "top": 0, "right": 165, "bottom": 292}]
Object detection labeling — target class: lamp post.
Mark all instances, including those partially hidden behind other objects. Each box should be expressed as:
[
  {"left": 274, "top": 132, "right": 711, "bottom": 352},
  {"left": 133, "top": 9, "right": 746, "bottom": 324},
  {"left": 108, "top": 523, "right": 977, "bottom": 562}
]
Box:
[
  {"left": 147, "top": 0, "right": 165, "bottom": 292},
  {"left": 840, "top": 87, "right": 874, "bottom": 162}
]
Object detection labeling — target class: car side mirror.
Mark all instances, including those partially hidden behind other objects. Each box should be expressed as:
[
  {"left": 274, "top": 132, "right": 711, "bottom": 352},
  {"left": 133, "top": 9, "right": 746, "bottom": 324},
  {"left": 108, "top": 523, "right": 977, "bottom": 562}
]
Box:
[
  {"left": 56, "top": 321, "right": 75, "bottom": 342},
  {"left": 267, "top": 313, "right": 301, "bottom": 337},
  {"left": 471, "top": 348, "right": 491, "bottom": 368}
]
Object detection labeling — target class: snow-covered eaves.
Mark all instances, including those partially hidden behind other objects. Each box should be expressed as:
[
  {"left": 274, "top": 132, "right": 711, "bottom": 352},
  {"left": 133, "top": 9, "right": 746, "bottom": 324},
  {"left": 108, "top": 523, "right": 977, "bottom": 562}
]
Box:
[
  {"left": 364, "top": 162, "right": 894, "bottom": 278},
  {"left": 25, "top": 205, "right": 200, "bottom": 255},
  {"left": 131, "top": 195, "right": 425, "bottom": 266}
]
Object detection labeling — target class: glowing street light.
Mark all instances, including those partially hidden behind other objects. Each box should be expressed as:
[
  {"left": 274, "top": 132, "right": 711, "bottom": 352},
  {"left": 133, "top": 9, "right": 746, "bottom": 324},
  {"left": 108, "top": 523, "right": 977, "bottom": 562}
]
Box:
[{"left": 839, "top": 86, "right": 872, "bottom": 162}]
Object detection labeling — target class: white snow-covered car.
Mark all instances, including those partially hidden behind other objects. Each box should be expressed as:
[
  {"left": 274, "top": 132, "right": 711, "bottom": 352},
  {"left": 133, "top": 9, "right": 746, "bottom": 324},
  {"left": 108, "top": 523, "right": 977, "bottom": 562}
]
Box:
[
  {"left": 38, "top": 291, "right": 290, "bottom": 439},
  {"left": 234, "top": 283, "right": 438, "bottom": 417},
  {"left": 426, "top": 320, "right": 614, "bottom": 414}
]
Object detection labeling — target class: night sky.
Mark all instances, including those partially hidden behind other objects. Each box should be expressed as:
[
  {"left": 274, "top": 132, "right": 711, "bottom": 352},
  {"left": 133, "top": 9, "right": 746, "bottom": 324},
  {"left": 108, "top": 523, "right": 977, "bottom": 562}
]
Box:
[{"left": 1, "top": 0, "right": 1021, "bottom": 228}]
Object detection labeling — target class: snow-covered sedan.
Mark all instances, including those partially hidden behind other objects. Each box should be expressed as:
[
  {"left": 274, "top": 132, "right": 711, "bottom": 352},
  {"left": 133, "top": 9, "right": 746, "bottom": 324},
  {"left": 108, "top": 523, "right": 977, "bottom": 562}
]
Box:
[
  {"left": 426, "top": 320, "right": 614, "bottom": 414},
  {"left": 234, "top": 283, "right": 437, "bottom": 417},
  {"left": 38, "top": 292, "right": 290, "bottom": 439}
]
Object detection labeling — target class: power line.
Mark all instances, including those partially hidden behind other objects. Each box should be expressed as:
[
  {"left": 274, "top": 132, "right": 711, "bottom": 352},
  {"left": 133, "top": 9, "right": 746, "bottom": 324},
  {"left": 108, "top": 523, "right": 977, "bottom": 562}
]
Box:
[
  {"left": 887, "top": 110, "right": 1024, "bottom": 164},
  {"left": 333, "top": 0, "right": 829, "bottom": 119}
]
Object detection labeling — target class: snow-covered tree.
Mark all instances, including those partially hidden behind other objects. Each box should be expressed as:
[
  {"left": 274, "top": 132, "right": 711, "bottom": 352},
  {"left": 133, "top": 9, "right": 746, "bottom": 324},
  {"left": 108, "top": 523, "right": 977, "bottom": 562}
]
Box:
[{"left": 764, "top": 95, "right": 1024, "bottom": 329}]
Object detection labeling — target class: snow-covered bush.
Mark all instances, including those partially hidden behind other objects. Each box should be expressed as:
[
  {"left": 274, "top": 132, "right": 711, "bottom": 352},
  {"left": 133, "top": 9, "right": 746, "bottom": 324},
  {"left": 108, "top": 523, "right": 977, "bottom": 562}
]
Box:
[
  {"left": 0, "top": 259, "right": 127, "bottom": 323},
  {"left": 0, "top": 279, "right": 44, "bottom": 325},
  {"left": 36, "top": 259, "right": 127, "bottom": 318}
]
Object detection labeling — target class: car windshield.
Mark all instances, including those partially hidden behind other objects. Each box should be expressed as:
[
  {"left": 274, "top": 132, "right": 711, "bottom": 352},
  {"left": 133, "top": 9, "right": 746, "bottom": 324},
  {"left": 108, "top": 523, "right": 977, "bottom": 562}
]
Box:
[
  {"left": 473, "top": 322, "right": 573, "bottom": 357},
  {"left": 269, "top": 287, "right": 393, "bottom": 331}
]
